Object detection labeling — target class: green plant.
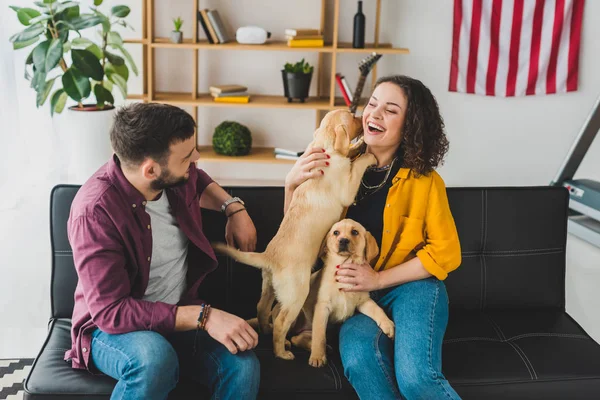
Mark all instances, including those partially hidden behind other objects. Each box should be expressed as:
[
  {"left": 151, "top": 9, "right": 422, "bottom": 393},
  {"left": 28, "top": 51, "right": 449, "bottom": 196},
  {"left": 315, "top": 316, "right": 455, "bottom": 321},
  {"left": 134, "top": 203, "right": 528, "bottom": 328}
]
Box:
[
  {"left": 172, "top": 17, "right": 183, "bottom": 32},
  {"left": 284, "top": 58, "right": 314, "bottom": 74},
  {"left": 212, "top": 121, "right": 252, "bottom": 156},
  {"left": 8, "top": 0, "right": 138, "bottom": 115}
]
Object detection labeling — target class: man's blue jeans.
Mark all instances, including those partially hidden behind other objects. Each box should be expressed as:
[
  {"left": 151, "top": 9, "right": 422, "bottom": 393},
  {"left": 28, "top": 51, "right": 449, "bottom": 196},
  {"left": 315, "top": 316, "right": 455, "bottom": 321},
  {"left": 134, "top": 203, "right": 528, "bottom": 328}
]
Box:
[
  {"left": 90, "top": 327, "right": 260, "bottom": 400},
  {"left": 339, "top": 277, "right": 461, "bottom": 400}
]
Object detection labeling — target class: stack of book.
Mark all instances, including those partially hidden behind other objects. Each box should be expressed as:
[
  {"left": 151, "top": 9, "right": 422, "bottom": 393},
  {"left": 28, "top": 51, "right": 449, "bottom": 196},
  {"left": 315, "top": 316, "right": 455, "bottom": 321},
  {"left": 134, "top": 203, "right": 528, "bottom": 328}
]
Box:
[
  {"left": 209, "top": 85, "right": 250, "bottom": 103},
  {"left": 197, "top": 6, "right": 232, "bottom": 44},
  {"left": 285, "top": 28, "right": 324, "bottom": 48},
  {"left": 273, "top": 147, "right": 304, "bottom": 161},
  {"left": 335, "top": 73, "right": 354, "bottom": 107}
]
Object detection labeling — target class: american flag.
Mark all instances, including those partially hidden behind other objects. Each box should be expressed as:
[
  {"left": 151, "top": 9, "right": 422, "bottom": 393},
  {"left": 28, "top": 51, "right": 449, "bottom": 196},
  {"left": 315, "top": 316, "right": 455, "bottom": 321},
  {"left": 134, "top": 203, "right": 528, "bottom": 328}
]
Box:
[{"left": 449, "top": 0, "right": 585, "bottom": 97}]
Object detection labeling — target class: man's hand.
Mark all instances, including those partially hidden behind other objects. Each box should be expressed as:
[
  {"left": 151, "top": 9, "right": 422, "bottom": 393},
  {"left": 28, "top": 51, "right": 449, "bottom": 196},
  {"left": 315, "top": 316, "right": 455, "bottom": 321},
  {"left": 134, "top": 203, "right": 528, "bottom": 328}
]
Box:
[
  {"left": 205, "top": 308, "right": 259, "bottom": 354},
  {"left": 225, "top": 203, "right": 257, "bottom": 251}
]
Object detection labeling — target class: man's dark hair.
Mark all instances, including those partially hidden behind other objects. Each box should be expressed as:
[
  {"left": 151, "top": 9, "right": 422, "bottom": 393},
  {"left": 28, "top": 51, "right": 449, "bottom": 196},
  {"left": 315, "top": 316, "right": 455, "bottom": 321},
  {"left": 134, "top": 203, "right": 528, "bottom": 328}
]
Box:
[{"left": 110, "top": 103, "right": 196, "bottom": 166}]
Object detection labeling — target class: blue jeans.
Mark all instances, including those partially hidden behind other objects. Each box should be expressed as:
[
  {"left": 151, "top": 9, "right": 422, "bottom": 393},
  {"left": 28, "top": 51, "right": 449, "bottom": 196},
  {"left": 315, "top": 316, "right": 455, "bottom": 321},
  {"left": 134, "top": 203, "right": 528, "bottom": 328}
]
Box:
[
  {"left": 90, "top": 328, "right": 260, "bottom": 400},
  {"left": 339, "top": 277, "right": 460, "bottom": 400}
]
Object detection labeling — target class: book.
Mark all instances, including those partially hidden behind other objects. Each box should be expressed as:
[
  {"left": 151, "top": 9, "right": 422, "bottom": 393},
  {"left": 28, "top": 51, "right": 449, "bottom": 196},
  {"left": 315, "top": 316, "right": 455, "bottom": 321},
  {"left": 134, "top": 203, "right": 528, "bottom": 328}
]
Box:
[
  {"left": 209, "top": 84, "right": 248, "bottom": 94},
  {"left": 341, "top": 76, "right": 354, "bottom": 102},
  {"left": 197, "top": 9, "right": 214, "bottom": 43},
  {"left": 287, "top": 38, "right": 324, "bottom": 48},
  {"left": 285, "top": 28, "right": 320, "bottom": 37},
  {"left": 335, "top": 73, "right": 351, "bottom": 106},
  {"left": 213, "top": 96, "right": 250, "bottom": 104},
  {"left": 284, "top": 34, "right": 323, "bottom": 40},
  {"left": 207, "top": 9, "right": 232, "bottom": 43},
  {"left": 210, "top": 90, "right": 248, "bottom": 98},
  {"left": 200, "top": 9, "right": 219, "bottom": 43},
  {"left": 274, "top": 148, "right": 304, "bottom": 157},
  {"left": 275, "top": 153, "right": 301, "bottom": 161}
]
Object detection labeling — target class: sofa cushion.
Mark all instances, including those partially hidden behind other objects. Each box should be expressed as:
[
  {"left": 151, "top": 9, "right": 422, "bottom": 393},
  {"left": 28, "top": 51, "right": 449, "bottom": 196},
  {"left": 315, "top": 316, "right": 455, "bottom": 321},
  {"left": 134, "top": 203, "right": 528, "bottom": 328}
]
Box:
[
  {"left": 445, "top": 310, "right": 600, "bottom": 399},
  {"left": 24, "top": 319, "right": 357, "bottom": 400}
]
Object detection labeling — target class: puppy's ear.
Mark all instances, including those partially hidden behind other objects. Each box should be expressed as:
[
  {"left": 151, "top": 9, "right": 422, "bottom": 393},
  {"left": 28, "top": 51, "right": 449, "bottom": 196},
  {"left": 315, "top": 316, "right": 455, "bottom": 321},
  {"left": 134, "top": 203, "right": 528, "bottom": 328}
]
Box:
[
  {"left": 364, "top": 231, "right": 380, "bottom": 266},
  {"left": 348, "top": 136, "right": 365, "bottom": 160},
  {"left": 334, "top": 124, "right": 350, "bottom": 155}
]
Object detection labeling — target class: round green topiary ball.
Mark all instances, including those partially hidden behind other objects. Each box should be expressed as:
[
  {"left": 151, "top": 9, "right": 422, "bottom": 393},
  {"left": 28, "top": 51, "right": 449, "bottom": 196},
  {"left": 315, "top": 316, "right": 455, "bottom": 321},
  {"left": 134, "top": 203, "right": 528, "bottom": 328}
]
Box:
[{"left": 212, "top": 121, "right": 252, "bottom": 156}]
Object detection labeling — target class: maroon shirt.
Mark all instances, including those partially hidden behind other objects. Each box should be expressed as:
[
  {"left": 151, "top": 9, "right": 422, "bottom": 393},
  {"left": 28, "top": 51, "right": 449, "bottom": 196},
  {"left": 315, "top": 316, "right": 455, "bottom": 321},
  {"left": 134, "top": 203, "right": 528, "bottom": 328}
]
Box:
[{"left": 65, "top": 155, "right": 217, "bottom": 370}]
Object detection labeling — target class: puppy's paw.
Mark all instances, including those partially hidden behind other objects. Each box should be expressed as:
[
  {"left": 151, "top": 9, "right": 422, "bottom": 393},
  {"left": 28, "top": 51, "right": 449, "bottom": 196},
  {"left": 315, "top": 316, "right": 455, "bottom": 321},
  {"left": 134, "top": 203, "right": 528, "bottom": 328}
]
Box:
[
  {"left": 276, "top": 350, "right": 295, "bottom": 360},
  {"left": 379, "top": 319, "right": 395, "bottom": 339},
  {"left": 309, "top": 353, "right": 328, "bottom": 368}
]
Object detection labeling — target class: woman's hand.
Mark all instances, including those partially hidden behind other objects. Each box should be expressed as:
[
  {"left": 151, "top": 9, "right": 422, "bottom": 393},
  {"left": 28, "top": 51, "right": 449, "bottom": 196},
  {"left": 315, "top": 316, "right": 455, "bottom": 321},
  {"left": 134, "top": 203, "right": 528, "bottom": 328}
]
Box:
[
  {"left": 284, "top": 147, "right": 331, "bottom": 191},
  {"left": 336, "top": 262, "right": 383, "bottom": 292}
]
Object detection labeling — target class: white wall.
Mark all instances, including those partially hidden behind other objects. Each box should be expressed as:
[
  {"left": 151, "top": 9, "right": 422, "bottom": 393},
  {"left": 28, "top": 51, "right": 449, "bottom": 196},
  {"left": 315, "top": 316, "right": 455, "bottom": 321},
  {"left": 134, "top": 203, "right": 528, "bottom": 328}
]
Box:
[{"left": 1, "top": 0, "right": 599, "bottom": 358}]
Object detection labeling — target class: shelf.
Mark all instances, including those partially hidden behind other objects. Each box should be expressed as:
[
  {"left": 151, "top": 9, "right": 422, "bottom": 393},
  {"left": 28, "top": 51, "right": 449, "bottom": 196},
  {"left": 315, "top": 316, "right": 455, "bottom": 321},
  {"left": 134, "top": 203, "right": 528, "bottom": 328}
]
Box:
[
  {"left": 151, "top": 38, "right": 334, "bottom": 52},
  {"left": 126, "top": 94, "right": 148, "bottom": 101},
  {"left": 336, "top": 42, "right": 410, "bottom": 54},
  {"left": 123, "top": 38, "right": 148, "bottom": 44},
  {"left": 146, "top": 92, "right": 340, "bottom": 110},
  {"left": 126, "top": 93, "right": 368, "bottom": 111},
  {"left": 196, "top": 146, "right": 296, "bottom": 164}
]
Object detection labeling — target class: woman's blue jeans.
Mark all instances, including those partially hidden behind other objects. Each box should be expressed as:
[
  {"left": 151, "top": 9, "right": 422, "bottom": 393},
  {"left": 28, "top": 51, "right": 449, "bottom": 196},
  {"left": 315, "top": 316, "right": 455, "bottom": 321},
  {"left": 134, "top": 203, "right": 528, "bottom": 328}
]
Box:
[{"left": 339, "top": 277, "right": 461, "bottom": 400}]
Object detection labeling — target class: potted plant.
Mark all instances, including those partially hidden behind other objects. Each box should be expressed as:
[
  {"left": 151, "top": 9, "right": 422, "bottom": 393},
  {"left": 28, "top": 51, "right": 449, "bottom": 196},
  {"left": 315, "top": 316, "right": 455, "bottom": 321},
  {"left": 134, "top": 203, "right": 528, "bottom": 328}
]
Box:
[
  {"left": 212, "top": 121, "right": 252, "bottom": 156},
  {"left": 8, "top": 0, "right": 137, "bottom": 183},
  {"left": 282, "top": 58, "right": 314, "bottom": 103},
  {"left": 171, "top": 17, "right": 183, "bottom": 43}
]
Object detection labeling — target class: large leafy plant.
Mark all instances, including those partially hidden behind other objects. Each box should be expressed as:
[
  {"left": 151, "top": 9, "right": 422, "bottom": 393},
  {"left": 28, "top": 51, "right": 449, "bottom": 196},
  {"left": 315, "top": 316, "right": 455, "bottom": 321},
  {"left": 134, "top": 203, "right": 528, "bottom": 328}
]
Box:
[{"left": 8, "top": 0, "right": 138, "bottom": 115}]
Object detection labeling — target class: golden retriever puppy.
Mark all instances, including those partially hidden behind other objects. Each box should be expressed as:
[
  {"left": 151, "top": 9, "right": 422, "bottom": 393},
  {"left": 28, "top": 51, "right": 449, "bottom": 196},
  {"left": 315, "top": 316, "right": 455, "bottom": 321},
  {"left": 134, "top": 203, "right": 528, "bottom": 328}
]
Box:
[
  {"left": 213, "top": 109, "right": 377, "bottom": 360},
  {"left": 290, "top": 219, "right": 395, "bottom": 367}
]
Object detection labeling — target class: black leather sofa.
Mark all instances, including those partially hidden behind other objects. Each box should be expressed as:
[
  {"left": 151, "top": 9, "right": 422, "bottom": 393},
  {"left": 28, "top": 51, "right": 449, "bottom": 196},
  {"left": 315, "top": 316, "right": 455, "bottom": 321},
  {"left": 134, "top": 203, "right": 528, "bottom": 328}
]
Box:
[{"left": 24, "top": 185, "right": 600, "bottom": 399}]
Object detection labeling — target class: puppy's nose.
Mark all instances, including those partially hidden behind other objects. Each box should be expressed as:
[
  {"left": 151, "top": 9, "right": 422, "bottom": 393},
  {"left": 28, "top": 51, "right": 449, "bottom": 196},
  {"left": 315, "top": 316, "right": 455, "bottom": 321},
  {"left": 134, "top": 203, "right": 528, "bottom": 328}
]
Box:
[{"left": 339, "top": 238, "right": 350, "bottom": 246}]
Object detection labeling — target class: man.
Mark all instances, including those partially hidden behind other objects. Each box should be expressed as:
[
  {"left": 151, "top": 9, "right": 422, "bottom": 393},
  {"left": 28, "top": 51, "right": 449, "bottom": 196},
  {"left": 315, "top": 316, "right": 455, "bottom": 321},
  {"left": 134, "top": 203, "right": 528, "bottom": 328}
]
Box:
[{"left": 64, "top": 103, "right": 260, "bottom": 400}]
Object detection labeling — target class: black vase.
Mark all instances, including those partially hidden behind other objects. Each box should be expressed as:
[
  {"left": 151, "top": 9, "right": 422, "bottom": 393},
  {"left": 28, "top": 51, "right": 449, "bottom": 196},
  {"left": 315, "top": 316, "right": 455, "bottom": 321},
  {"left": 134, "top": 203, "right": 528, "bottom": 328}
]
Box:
[
  {"left": 353, "top": 1, "right": 365, "bottom": 48},
  {"left": 282, "top": 70, "right": 313, "bottom": 103}
]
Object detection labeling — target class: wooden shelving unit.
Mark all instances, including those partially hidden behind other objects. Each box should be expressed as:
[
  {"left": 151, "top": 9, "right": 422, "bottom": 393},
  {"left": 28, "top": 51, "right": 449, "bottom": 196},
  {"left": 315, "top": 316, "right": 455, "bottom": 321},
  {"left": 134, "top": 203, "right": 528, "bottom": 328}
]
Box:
[{"left": 126, "top": 0, "right": 409, "bottom": 164}]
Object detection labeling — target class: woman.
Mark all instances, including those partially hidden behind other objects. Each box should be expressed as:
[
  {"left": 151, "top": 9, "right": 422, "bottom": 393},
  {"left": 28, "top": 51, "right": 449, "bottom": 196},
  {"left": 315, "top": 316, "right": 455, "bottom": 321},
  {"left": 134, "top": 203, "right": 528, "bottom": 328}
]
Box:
[{"left": 284, "top": 75, "right": 462, "bottom": 399}]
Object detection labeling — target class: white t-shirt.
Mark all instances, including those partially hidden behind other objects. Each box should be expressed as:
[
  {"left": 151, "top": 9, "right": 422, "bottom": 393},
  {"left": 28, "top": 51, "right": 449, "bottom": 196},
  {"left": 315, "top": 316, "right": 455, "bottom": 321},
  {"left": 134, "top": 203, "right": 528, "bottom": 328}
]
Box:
[{"left": 142, "top": 191, "right": 188, "bottom": 304}]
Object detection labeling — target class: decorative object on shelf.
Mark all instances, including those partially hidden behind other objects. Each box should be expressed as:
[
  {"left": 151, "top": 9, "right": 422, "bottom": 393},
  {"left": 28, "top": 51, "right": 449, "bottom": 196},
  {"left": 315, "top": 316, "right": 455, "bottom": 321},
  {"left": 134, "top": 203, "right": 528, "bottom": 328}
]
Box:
[
  {"left": 212, "top": 121, "right": 253, "bottom": 156},
  {"left": 335, "top": 73, "right": 353, "bottom": 106},
  {"left": 353, "top": 1, "right": 366, "bottom": 48},
  {"left": 349, "top": 53, "right": 382, "bottom": 115},
  {"left": 274, "top": 147, "right": 304, "bottom": 161},
  {"left": 285, "top": 28, "right": 323, "bottom": 48},
  {"left": 8, "top": 0, "right": 138, "bottom": 183},
  {"left": 210, "top": 84, "right": 249, "bottom": 103},
  {"left": 236, "top": 26, "right": 271, "bottom": 44},
  {"left": 197, "top": 7, "right": 232, "bottom": 44},
  {"left": 282, "top": 59, "right": 314, "bottom": 103},
  {"left": 171, "top": 17, "right": 183, "bottom": 43}
]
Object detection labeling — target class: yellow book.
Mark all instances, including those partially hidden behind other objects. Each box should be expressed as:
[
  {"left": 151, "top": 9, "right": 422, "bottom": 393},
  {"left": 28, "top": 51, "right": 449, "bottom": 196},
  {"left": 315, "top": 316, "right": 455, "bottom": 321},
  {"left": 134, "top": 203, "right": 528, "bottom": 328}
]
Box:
[
  {"left": 213, "top": 96, "right": 250, "bottom": 104},
  {"left": 287, "top": 38, "right": 324, "bottom": 48}
]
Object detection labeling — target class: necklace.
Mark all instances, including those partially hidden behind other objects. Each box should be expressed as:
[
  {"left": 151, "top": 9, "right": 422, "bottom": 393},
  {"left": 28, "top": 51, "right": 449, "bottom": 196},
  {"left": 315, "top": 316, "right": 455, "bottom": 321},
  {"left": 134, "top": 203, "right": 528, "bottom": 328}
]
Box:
[
  {"left": 361, "top": 157, "right": 397, "bottom": 190},
  {"left": 353, "top": 157, "right": 398, "bottom": 205}
]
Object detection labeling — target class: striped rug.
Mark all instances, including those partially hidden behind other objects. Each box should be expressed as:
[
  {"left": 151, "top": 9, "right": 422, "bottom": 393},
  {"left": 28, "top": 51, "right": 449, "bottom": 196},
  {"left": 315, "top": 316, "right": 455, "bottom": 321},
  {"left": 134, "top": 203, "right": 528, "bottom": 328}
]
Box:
[{"left": 0, "top": 359, "right": 33, "bottom": 400}]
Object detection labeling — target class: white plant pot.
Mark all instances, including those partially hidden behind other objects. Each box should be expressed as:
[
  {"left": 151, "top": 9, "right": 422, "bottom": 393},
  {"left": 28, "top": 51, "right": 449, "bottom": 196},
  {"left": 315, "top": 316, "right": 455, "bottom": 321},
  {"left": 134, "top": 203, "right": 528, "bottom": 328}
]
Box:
[{"left": 53, "top": 106, "right": 116, "bottom": 184}]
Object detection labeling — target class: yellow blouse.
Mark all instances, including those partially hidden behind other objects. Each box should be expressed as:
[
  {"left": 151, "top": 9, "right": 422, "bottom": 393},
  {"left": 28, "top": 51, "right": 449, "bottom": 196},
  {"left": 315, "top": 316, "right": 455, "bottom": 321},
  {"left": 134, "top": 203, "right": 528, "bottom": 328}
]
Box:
[{"left": 372, "top": 167, "right": 461, "bottom": 280}]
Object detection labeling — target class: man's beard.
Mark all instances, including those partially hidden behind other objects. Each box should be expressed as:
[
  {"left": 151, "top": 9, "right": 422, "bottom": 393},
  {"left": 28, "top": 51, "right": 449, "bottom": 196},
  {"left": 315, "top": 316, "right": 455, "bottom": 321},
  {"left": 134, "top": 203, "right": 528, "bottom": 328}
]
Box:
[{"left": 150, "top": 166, "right": 189, "bottom": 191}]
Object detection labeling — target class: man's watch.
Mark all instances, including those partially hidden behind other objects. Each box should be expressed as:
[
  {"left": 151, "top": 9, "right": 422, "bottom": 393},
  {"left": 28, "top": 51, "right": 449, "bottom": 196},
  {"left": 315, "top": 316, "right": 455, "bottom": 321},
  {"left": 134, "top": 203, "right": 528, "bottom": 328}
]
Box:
[{"left": 221, "top": 197, "right": 245, "bottom": 213}]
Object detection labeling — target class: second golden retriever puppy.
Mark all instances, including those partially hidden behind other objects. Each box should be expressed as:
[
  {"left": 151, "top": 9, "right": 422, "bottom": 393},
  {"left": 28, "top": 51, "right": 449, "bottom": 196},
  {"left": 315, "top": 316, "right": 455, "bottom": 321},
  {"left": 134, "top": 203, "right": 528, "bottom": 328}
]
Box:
[
  {"left": 213, "top": 109, "right": 377, "bottom": 360},
  {"left": 290, "top": 219, "right": 395, "bottom": 367}
]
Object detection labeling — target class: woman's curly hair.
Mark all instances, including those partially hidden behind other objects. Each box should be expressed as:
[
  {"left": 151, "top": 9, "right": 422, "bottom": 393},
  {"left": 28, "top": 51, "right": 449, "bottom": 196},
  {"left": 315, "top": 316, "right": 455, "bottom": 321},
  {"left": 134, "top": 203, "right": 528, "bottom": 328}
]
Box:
[{"left": 372, "top": 75, "right": 449, "bottom": 177}]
